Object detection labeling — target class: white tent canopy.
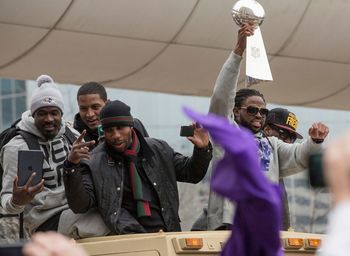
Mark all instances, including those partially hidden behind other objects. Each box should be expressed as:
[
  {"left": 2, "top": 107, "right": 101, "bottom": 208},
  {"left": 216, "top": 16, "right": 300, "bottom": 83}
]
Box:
[{"left": 1, "top": 0, "right": 350, "bottom": 110}]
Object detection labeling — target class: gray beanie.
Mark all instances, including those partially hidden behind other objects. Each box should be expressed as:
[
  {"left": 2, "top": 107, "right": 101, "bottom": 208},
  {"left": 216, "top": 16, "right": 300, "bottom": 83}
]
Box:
[{"left": 30, "top": 75, "right": 64, "bottom": 115}]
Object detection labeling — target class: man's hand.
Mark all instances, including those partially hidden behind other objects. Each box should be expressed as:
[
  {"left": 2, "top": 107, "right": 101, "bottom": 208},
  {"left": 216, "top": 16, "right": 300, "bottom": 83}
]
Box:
[
  {"left": 234, "top": 23, "right": 255, "bottom": 56},
  {"left": 12, "top": 173, "right": 44, "bottom": 206},
  {"left": 187, "top": 123, "right": 210, "bottom": 149},
  {"left": 324, "top": 132, "right": 350, "bottom": 204},
  {"left": 23, "top": 232, "right": 87, "bottom": 256},
  {"left": 68, "top": 130, "right": 95, "bottom": 164},
  {"left": 308, "top": 122, "right": 329, "bottom": 141}
]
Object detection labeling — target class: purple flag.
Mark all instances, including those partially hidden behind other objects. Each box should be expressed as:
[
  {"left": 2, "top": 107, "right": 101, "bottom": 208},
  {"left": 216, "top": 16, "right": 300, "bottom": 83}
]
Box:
[{"left": 183, "top": 107, "right": 283, "bottom": 256}]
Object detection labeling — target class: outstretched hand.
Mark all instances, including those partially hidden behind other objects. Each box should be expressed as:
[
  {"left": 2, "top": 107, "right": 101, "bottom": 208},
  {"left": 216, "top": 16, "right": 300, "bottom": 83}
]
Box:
[
  {"left": 187, "top": 123, "right": 210, "bottom": 149},
  {"left": 12, "top": 173, "right": 44, "bottom": 206},
  {"left": 67, "top": 130, "right": 95, "bottom": 164},
  {"left": 308, "top": 122, "right": 329, "bottom": 141},
  {"left": 234, "top": 23, "right": 255, "bottom": 56}
]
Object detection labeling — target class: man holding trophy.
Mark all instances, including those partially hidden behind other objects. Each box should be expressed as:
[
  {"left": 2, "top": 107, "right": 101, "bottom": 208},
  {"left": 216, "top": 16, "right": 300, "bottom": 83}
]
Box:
[{"left": 205, "top": 0, "right": 329, "bottom": 231}]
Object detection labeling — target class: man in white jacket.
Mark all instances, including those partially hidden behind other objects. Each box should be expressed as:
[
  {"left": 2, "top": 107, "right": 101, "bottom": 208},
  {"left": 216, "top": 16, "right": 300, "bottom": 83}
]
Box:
[
  {"left": 206, "top": 23, "right": 329, "bottom": 230},
  {"left": 0, "top": 75, "right": 81, "bottom": 235}
]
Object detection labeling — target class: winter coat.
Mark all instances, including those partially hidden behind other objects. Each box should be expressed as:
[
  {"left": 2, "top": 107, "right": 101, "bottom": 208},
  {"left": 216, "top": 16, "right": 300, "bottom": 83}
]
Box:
[{"left": 64, "top": 136, "right": 212, "bottom": 234}]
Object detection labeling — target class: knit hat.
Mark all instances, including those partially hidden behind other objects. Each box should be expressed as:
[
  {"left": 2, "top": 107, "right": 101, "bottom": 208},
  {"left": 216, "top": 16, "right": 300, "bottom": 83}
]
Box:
[
  {"left": 100, "top": 100, "right": 134, "bottom": 129},
  {"left": 30, "top": 75, "right": 64, "bottom": 115},
  {"left": 266, "top": 108, "right": 303, "bottom": 139}
]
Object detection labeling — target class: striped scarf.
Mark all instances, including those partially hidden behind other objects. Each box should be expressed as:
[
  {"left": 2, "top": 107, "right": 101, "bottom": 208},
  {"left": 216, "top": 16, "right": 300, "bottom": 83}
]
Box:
[{"left": 123, "top": 129, "right": 151, "bottom": 217}]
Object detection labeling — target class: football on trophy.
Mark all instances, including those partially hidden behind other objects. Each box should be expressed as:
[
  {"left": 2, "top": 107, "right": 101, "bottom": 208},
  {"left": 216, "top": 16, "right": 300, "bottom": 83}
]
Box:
[{"left": 231, "top": 0, "right": 265, "bottom": 27}]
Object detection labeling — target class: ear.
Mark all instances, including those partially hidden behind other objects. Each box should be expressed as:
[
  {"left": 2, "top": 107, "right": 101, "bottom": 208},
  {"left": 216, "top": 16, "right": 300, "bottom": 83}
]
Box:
[{"left": 233, "top": 107, "right": 240, "bottom": 120}]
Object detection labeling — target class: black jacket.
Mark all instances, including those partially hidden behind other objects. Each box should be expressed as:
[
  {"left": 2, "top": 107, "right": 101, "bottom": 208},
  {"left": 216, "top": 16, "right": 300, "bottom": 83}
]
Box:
[
  {"left": 63, "top": 137, "right": 212, "bottom": 234},
  {"left": 73, "top": 113, "right": 149, "bottom": 146}
]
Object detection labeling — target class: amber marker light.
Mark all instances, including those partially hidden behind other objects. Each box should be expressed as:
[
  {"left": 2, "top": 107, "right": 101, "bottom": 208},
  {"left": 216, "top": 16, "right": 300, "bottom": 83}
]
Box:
[
  {"left": 305, "top": 238, "right": 321, "bottom": 250},
  {"left": 284, "top": 238, "right": 304, "bottom": 249},
  {"left": 179, "top": 238, "right": 203, "bottom": 250}
]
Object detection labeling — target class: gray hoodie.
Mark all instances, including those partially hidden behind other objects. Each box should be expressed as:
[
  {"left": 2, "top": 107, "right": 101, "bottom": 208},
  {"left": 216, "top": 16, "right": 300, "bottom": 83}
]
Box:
[
  {"left": 0, "top": 110, "right": 78, "bottom": 233},
  {"left": 207, "top": 52, "right": 323, "bottom": 230}
]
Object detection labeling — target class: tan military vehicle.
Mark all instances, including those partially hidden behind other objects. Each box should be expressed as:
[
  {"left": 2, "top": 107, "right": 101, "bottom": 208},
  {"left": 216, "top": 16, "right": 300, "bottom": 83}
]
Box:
[{"left": 78, "top": 230, "right": 324, "bottom": 256}]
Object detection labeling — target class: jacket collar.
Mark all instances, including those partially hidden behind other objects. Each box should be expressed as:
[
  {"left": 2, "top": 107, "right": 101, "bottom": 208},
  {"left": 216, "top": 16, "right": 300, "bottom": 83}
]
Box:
[{"left": 73, "top": 112, "right": 99, "bottom": 143}]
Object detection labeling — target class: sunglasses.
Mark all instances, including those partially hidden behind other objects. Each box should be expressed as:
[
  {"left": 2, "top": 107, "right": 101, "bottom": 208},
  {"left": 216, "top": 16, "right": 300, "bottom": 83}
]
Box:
[
  {"left": 270, "top": 124, "right": 297, "bottom": 143},
  {"left": 240, "top": 106, "right": 269, "bottom": 117}
]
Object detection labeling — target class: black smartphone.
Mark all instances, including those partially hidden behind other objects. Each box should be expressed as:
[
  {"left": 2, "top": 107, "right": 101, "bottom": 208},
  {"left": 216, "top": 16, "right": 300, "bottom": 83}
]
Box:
[
  {"left": 0, "top": 243, "right": 24, "bottom": 256},
  {"left": 180, "top": 125, "right": 194, "bottom": 137},
  {"left": 17, "top": 150, "right": 44, "bottom": 187},
  {"left": 308, "top": 152, "right": 326, "bottom": 188}
]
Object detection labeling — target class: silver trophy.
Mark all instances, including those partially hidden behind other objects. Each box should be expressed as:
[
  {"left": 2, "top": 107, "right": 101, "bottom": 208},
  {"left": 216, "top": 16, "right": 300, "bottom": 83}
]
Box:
[
  {"left": 232, "top": 0, "right": 264, "bottom": 27},
  {"left": 231, "top": 0, "right": 272, "bottom": 86}
]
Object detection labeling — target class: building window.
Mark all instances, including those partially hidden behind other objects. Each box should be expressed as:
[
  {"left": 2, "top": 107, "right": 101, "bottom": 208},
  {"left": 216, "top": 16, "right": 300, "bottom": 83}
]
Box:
[{"left": 0, "top": 79, "right": 27, "bottom": 130}]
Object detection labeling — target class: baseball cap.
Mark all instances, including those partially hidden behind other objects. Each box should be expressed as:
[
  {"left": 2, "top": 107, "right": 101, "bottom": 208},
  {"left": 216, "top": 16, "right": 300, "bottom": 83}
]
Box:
[{"left": 266, "top": 108, "right": 303, "bottom": 139}]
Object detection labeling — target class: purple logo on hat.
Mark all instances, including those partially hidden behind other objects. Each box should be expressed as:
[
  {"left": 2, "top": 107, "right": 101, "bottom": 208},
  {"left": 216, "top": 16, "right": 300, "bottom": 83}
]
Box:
[{"left": 42, "top": 97, "right": 56, "bottom": 104}]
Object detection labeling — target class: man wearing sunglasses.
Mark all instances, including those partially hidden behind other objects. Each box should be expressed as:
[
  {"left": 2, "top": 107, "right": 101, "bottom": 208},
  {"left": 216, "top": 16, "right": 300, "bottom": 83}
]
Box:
[
  {"left": 264, "top": 108, "right": 303, "bottom": 144},
  {"left": 205, "top": 23, "right": 329, "bottom": 231}
]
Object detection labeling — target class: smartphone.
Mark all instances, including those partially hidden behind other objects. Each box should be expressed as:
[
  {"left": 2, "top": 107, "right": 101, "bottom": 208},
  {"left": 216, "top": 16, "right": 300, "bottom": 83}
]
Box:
[
  {"left": 180, "top": 125, "right": 194, "bottom": 137},
  {"left": 0, "top": 243, "right": 24, "bottom": 256},
  {"left": 17, "top": 150, "right": 44, "bottom": 187},
  {"left": 308, "top": 152, "right": 326, "bottom": 188}
]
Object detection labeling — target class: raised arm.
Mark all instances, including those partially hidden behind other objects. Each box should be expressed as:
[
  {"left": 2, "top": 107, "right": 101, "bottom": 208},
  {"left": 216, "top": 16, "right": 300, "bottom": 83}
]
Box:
[
  {"left": 63, "top": 130, "right": 96, "bottom": 213},
  {"left": 209, "top": 24, "right": 254, "bottom": 118}
]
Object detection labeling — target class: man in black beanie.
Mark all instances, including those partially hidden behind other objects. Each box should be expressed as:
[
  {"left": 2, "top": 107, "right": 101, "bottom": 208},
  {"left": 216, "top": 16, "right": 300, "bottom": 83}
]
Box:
[{"left": 63, "top": 100, "right": 212, "bottom": 234}]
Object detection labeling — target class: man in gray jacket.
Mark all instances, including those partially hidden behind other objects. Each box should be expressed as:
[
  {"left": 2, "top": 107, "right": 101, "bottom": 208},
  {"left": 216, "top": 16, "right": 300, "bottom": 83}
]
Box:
[
  {"left": 0, "top": 75, "right": 80, "bottom": 235},
  {"left": 64, "top": 100, "right": 212, "bottom": 234},
  {"left": 206, "top": 24, "right": 329, "bottom": 230}
]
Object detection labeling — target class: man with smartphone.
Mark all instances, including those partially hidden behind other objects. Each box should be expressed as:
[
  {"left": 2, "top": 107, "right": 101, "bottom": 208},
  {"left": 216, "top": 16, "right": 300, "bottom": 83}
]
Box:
[
  {"left": 0, "top": 75, "right": 81, "bottom": 236},
  {"left": 56, "top": 82, "right": 150, "bottom": 238},
  {"left": 63, "top": 100, "right": 212, "bottom": 234}
]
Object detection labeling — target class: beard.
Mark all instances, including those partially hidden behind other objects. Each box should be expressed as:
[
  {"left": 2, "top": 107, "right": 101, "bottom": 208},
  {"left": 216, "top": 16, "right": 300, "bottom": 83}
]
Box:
[{"left": 239, "top": 118, "right": 261, "bottom": 134}]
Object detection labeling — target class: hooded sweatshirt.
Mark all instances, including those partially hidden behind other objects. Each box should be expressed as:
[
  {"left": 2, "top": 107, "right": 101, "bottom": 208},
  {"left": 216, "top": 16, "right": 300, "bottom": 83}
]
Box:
[{"left": 0, "top": 110, "right": 79, "bottom": 233}]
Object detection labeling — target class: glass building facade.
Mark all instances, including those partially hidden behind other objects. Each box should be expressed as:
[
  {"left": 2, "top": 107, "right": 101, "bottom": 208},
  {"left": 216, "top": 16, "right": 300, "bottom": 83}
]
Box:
[{"left": 0, "top": 78, "right": 27, "bottom": 130}]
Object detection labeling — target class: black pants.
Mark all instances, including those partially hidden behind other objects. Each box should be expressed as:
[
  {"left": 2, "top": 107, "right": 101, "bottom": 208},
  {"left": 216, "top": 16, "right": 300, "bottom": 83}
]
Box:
[{"left": 36, "top": 211, "right": 63, "bottom": 232}]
